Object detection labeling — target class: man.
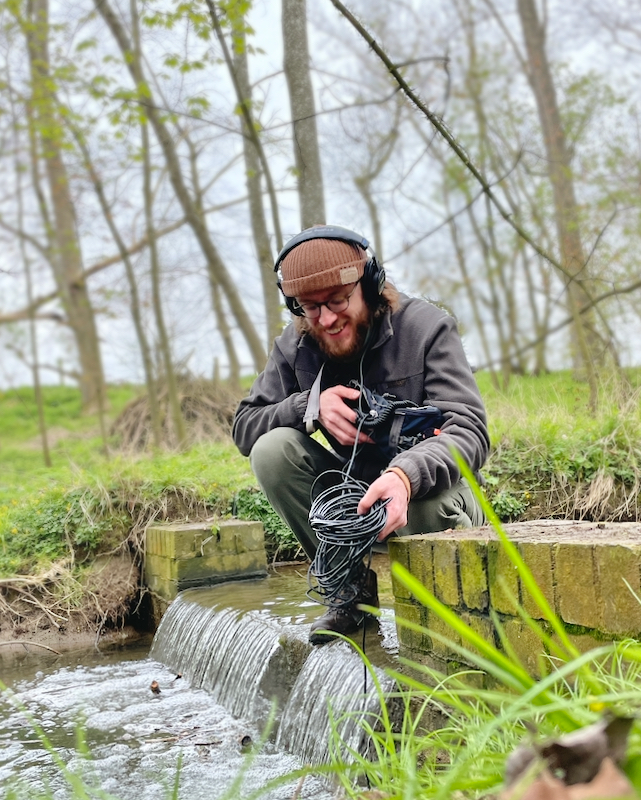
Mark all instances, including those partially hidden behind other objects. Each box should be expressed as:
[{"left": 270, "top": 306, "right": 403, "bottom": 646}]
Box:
[{"left": 233, "top": 225, "right": 489, "bottom": 644}]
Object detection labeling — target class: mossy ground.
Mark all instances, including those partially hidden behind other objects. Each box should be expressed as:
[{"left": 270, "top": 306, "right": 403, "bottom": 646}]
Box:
[{"left": 1, "top": 370, "right": 640, "bottom": 579}]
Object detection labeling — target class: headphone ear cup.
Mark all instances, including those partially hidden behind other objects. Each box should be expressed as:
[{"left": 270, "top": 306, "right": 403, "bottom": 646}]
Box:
[
  {"left": 285, "top": 295, "right": 304, "bottom": 316},
  {"left": 361, "top": 257, "right": 386, "bottom": 305}
]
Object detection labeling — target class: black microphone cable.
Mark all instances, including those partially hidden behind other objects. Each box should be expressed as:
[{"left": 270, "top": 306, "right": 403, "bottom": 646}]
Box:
[
  {"left": 306, "top": 363, "right": 389, "bottom": 607},
  {"left": 307, "top": 470, "right": 389, "bottom": 606}
]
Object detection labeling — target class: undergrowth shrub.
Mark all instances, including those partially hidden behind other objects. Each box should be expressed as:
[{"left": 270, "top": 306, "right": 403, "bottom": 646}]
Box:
[
  {"left": 1, "top": 489, "right": 127, "bottom": 573},
  {"left": 232, "top": 487, "right": 300, "bottom": 560}
]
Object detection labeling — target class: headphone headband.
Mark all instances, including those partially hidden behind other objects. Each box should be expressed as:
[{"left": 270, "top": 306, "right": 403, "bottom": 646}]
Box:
[
  {"left": 274, "top": 225, "right": 370, "bottom": 273},
  {"left": 274, "top": 225, "right": 385, "bottom": 315}
]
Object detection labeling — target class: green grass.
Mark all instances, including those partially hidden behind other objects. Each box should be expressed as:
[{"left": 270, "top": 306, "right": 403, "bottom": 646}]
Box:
[
  {"left": 0, "top": 383, "right": 302, "bottom": 574},
  {"left": 328, "top": 466, "right": 641, "bottom": 797},
  {"left": 477, "top": 369, "right": 641, "bottom": 522},
  {"left": 0, "top": 384, "right": 140, "bottom": 503},
  {"left": 1, "top": 370, "right": 640, "bottom": 576}
]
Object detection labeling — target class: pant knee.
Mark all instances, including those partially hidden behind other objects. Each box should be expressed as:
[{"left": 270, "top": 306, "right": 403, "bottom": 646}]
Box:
[{"left": 250, "top": 427, "right": 304, "bottom": 487}]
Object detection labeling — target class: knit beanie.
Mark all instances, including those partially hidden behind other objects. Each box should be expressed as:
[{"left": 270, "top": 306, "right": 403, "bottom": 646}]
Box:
[{"left": 279, "top": 238, "right": 366, "bottom": 297}]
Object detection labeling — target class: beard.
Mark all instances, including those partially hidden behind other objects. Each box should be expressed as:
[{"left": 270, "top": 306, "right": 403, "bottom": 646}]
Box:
[{"left": 310, "top": 308, "right": 372, "bottom": 362}]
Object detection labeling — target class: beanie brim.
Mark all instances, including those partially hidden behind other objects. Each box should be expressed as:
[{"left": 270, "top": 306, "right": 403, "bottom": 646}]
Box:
[{"left": 280, "top": 259, "right": 365, "bottom": 297}]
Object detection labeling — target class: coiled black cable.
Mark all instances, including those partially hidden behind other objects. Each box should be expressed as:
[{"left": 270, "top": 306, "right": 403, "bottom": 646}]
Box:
[
  {"left": 306, "top": 349, "right": 392, "bottom": 608},
  {"left": 307, "top": 471, "right": 389, "bottom": 606}
]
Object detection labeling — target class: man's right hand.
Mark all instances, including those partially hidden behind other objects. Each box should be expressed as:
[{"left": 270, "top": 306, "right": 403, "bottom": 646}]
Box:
[{"left": 318, "top": 385, "right": 374, "bottom": 446}]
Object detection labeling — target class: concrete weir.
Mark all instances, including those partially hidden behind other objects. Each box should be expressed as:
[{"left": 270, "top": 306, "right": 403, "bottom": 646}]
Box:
[
  {"left": 144, "top": 519, "right": 268, "bottom": 619},
  {"left": 389, "top": 519, "right": 641, "bottom": 675}
]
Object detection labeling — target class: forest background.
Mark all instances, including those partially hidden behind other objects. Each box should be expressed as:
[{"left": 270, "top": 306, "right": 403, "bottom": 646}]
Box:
[
  {"left": 3, "top": 0, "right": 641, "bottom": 409},
  {"left": 1, "top": 0, "right": 641, "bottom": 574}
]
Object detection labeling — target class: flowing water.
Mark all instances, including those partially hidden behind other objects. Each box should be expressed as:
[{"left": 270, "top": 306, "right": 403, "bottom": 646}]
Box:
[{"left": 0, "top": 557, "right": 398, "bottom": 799}]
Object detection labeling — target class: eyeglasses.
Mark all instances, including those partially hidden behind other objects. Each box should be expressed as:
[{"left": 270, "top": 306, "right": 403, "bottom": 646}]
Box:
[{"left": 292, "top": 281, "right": 360, "bottom": 320}]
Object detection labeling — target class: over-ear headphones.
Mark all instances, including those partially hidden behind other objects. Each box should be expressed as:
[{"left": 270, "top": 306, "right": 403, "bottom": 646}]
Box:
[{"left": 274, "top": 225, "right": 386, "bottom": 316}]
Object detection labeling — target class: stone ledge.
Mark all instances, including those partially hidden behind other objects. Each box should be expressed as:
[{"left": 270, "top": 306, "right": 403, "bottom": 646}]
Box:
[
  {"left": 389, "top": 520, "right": 641, "bottom": 671},
  {"left": 144, "top": 519, "right": 267, "bottom": 602}
]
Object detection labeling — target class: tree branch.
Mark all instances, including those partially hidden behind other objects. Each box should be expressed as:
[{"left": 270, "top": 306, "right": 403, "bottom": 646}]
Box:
[
  {"left": 0, "top": 198, "right": 246, "bottom": 325},
  {"left": 326, "top": 0, "right": 582, "bottom": 286}
]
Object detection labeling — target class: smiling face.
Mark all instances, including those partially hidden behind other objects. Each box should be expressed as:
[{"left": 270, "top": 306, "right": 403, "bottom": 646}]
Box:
[{"left": 296, "top": 282, "right": 372, "bottom": 361}]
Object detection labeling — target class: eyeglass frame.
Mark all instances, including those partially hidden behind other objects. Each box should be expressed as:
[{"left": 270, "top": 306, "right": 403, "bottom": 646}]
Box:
[{"left": 290, "top": 280, "right": 361, "bottom": 319}]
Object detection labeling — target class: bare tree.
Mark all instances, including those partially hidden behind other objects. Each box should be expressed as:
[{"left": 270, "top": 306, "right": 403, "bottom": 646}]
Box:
[
  {"left": 23, "top": 0, "right": 107, "bottom": 414},
  {"left": 68, "top": 117, "right": 163, "bottom": 448},
  {"left": 207, "top": 4, "right": 283, "bottom": 344},
  {"left": 95, "top": 0, "right": 268, "bottom": 372},
  {"left": 12, "top": 94, "right": 51, "bottom": 466},
  {"left": 282, "top": 0, "right": 326, "bottom": 228},
  {"left": 130, "top": 0, "right": 186, "bottom": 448},
  {"left": 516, "top": 0, "right": 601, "bottom": 399}
]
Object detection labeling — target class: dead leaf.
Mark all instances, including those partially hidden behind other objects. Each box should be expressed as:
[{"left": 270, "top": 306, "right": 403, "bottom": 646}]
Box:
[
  {"left": 505, "top": 717, "right": 635, "bottom": 787},
  {"left": 500, "top": 757, "right": 637, "bottom": 800},
  {"left": 566, "top": 757, "right": 636, "bottom": 799}
]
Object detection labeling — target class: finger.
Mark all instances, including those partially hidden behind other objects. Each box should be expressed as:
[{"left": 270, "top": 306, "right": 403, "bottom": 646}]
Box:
[
  {"left": 332, "top": 385, "right": 361, "bottom": 399},
  {"left": 357, "top": 489, "right": 377, "bottom": 515}
]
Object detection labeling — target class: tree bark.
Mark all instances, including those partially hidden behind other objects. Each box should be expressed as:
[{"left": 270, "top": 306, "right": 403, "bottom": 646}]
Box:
[
  {"left": 517, "top": 0, "right": 601, "bottom": 397},
  {"left": 25, "top": 0, "right": 107, "bottom": 414},
  {"left": 282, "top": 0, "right": 326, "bottom": 228}
]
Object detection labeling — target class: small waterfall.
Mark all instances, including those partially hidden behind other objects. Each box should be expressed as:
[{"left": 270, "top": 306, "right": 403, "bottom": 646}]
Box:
[
  {"left": 276, "top": 644, "right": 393, "bottom": 766},
  {"left": 150, "top": 596, "right": 288, "bottom": 721},
  {"left": 150, "top": 582, "right": 397, "bottom": 766}
]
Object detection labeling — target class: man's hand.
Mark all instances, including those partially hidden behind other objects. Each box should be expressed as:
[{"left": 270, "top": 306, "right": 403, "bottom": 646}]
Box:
[
  {"left": 358, "top": 471, "right": 409, "bottom": 541},
  {"left": 318, "top": 385, "right": 373, "bottom": 446}
]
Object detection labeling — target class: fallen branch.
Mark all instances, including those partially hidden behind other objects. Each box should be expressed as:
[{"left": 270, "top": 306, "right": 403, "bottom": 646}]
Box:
[{"left": 0, "top": 640, "right": 61, "bottom": 654}]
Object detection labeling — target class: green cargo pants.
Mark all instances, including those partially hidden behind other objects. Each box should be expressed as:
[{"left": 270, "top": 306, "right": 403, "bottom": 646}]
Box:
[{"left": 250, "top": 427, "right": 485, "bottom": 559}]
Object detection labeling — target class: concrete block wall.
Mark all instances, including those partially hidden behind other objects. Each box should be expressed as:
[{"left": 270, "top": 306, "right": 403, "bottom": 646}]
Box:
[
  {"left": 145, "top": 520, "right": 267, "bottom": 602},
  {"left": 388, "top": 520, "right": 641, "bottom": 673}
]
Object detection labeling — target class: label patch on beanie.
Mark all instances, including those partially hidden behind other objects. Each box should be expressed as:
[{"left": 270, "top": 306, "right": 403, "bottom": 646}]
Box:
[{"left": 340, "top": 266, "right": 359, "bottom": 284}]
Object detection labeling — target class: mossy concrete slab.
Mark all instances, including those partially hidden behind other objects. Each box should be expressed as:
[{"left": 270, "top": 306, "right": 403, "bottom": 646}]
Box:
[
  {"left": 144, "top": 519, "right": 267, "bottom": 601},
  {"left": 458, "top": 538, "right": 488, "bottom": 611},
  {"left": 390, "top": 521, "right": 641, "bottom": 669}
]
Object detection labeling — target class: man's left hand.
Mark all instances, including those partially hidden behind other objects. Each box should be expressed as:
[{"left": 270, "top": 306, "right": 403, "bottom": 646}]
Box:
[{"left": 357, "top": 472, "right": 409, "bottom": 541}]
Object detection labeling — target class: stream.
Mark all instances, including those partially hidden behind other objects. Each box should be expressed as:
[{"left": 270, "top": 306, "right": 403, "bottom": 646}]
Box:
[{"left": 0, "top": 557, "right": 398, "bottom": 799}]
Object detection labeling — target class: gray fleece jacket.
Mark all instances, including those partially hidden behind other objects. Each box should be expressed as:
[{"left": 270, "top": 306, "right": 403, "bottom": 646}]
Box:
[{"left": 232, "top": 294, "right": 489, "bottom": 499}]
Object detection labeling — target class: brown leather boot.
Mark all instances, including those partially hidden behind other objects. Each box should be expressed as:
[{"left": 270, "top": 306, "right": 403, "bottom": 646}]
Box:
[{"left": 308, "top": 568, "right": 379, "bottom": 646}]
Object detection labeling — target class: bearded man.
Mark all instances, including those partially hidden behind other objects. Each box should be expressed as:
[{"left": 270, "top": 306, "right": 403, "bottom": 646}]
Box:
[{"left": 232, "top": 225, "right": 489, "bottom": 644}]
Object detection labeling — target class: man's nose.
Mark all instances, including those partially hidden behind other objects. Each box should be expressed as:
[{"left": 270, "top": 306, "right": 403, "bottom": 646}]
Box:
[{"left": 318, "top": 304, "right": 338, "bottom": 327}]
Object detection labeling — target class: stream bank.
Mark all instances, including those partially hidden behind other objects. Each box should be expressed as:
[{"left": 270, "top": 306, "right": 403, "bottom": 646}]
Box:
[{"left": 0, "top": 552, "right": 145, "bottom": 658}]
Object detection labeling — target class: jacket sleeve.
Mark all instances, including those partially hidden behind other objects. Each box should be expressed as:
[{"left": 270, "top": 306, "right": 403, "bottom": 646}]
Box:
[
  {"left": 388, "top": 313, "right": 489, "bottom": 499},
  {"left": 232, "top": 335, "right": 310, "bottom": 457}
]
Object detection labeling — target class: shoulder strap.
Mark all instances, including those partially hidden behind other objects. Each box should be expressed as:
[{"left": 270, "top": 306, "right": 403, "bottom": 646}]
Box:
[{"left": 303, "top": 363, "right": 325, "bottom": 433}]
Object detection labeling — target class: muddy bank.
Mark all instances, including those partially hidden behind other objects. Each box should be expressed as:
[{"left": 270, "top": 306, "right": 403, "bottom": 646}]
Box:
[{"left": 0, "top": 552, "right": 145, "bottom": 658}]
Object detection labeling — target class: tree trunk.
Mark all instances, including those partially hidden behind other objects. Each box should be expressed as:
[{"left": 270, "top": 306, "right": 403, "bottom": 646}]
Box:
[
  {"left": 25, "top": 0, "right": 107, "bottom": 414},
  {"left": 131, "top": 0, "right": 185, "bottom": 449},
  {"left": 517, "top": 0, "right": 600, "bottom": 398},
  {"left": 233, "top": 27, "right": 283, "bottom": 344},
  {"left": 282, "top": 0, "right": 326, "bottom": 228},
  {"left": 95, "top": 0, "right": 267, "bottom": 372}
]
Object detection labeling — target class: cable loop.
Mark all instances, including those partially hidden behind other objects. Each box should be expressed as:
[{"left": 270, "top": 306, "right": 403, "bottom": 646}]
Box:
[
  {"left": 307, "top": 471, "right": 388, "bottom": 607},
  {"left": 307, "top": 354, "right": 388, "bottom": 608}
]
